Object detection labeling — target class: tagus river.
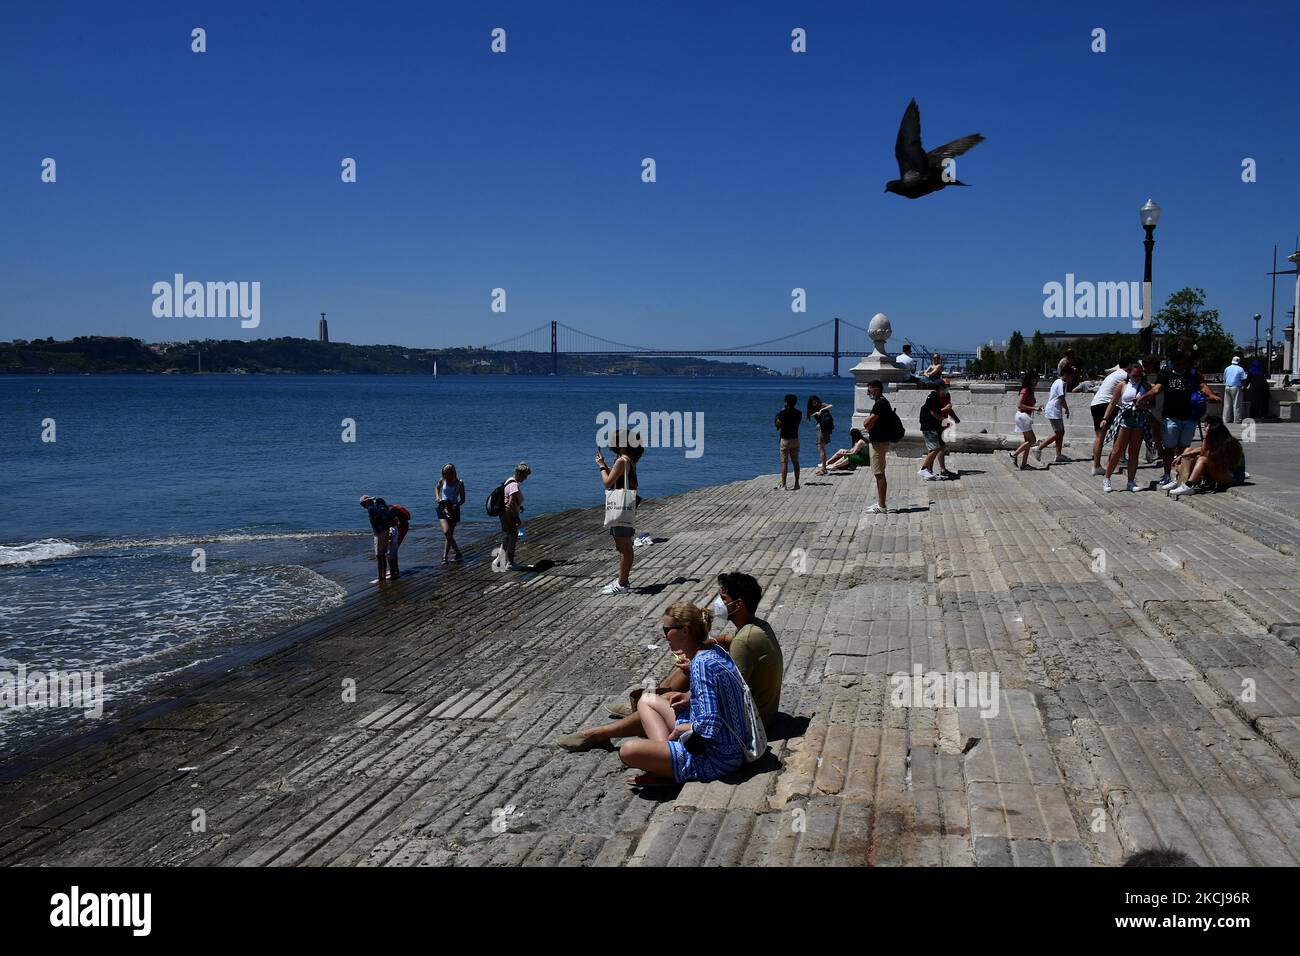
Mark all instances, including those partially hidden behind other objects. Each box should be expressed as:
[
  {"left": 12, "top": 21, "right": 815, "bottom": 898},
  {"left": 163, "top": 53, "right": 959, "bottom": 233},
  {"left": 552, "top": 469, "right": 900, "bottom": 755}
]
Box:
[{"left": 0, "top": 373, "right": 854, "bottom": 752}]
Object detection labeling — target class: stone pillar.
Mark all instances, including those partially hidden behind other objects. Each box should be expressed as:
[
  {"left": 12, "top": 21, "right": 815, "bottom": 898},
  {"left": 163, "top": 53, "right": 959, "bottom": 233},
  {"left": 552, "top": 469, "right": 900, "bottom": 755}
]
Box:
[{"left": 850, "top": 313, "right": 908, "bottom": 429}]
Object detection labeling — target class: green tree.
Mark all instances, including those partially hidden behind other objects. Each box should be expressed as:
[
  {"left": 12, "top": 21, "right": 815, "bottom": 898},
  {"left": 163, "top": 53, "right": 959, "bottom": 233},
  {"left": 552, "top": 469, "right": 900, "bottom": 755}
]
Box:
[
  {"left": 1069, "top": 332, "right": 1142, "bottom": 373},
  {"left": 1007, "top": 330, "right": 1025, "bottom": 372},
  {"left": 1029, "top": 330, "right": 1047, "bottom": 374},
  {"left": 1154, "top": 287, "right": 1236, "bottom": 369}
]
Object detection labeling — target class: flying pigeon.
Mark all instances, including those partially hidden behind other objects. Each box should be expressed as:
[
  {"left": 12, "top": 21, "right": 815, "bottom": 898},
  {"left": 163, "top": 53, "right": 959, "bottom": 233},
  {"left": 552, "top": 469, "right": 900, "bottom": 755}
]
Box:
[{"left": 885, "top": 99, "right": 984, "bottom": 199}]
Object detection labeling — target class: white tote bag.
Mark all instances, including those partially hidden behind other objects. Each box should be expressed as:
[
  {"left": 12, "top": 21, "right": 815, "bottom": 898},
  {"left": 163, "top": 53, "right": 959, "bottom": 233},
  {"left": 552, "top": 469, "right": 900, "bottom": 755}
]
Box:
[
  {"left": 603, "top": 488, "right": 637, "bottom": 528},
  {"left": 603, "top": 457, "right": 638, "bottom": 528}
]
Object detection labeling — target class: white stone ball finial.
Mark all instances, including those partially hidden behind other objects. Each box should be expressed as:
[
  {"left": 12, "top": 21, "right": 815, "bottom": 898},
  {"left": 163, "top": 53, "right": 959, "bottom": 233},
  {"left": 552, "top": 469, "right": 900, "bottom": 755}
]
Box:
[{"left": 868, "top": 313, "right": 891, "bottom": 350}]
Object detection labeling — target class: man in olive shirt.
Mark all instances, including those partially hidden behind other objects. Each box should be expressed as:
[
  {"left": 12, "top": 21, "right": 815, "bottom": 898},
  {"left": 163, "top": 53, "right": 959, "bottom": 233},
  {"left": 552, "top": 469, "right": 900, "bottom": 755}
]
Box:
[
  {"left": 555, "top": 570, "right": 783, "bottom": 750},
  {"left": 715, "top": 572, "right": 783, "bottom": 729}
]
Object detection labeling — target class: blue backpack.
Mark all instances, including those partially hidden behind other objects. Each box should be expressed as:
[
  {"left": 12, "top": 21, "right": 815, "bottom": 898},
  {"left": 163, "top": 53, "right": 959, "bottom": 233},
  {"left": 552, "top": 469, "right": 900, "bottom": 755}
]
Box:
[{"left": 1189, "top": 367, "right": 1207, "bottom": 420}]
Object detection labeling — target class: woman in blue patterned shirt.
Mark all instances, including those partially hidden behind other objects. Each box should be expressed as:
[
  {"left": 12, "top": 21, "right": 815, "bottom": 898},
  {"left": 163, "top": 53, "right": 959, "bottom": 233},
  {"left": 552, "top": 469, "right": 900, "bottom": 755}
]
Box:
[{"left": 619, "top": 601, "right": 750, "bottom": 787}]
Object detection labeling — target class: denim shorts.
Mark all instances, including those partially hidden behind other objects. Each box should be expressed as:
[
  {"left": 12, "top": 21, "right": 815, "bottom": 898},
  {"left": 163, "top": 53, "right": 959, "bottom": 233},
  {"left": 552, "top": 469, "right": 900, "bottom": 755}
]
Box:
[
  {"left": 1120, "top": 409, "right": 1145, "bottom": 430},
  {"left": 1162, "top": 418, "right": 1197, "bottom": 449}
]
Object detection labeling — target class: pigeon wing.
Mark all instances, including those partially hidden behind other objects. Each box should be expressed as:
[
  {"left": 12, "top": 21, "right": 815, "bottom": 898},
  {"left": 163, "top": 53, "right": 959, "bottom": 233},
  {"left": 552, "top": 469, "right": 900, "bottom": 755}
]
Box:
[
  {"left": 926, "top": 133, "right": 985, "bottom": 168},
  {"left": 894, "top": 99, "right": 928, "bottom": 177}
]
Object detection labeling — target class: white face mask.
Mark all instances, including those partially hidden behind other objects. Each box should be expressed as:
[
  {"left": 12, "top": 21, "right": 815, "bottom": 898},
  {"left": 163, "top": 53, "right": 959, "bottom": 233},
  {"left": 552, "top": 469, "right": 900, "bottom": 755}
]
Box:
[{"left": 709, "top": 595, "right": 729, "bottom": 624}]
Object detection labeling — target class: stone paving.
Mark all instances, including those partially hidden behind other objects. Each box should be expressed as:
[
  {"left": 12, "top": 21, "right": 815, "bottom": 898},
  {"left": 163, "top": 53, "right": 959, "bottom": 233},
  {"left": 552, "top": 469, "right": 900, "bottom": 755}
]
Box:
[{"left": 3, "top": 447, "right": 1300, "bottom": 866}]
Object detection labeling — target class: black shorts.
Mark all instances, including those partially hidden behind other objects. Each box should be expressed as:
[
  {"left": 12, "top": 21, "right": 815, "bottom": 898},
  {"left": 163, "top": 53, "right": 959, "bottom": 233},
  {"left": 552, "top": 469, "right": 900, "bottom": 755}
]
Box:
[
  {"left": 1090, "top": 404, "right": 1107, "bottom": 432},
  {"left": 437, "top": 502, "right": 461, "bottom": 524}
]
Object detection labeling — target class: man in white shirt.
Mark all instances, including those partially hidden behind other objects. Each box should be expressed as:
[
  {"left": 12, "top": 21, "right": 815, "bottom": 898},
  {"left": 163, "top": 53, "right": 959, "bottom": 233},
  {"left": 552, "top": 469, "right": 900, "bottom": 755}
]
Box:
[
  {"left": 1223, "top": 356, "right": 1247, "bottom": 423},
  {"left": 896, "top": 344, "right": 918, "bottom": 377},
  {"left": 1033, "top": 366, "right": 1075, "bottom": 464},
  {"left": 1089, "top": 360, "right": 1131, "bottom": 475}
]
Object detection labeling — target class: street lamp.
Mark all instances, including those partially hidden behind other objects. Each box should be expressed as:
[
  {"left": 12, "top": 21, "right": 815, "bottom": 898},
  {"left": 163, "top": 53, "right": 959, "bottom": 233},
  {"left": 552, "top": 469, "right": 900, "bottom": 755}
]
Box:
[
  {"left": 1254, "top": 313, "right": 1261, "bottom": 362},
  {"left": 1139, "top": 199, "right": 1160, "bottom": 356}
]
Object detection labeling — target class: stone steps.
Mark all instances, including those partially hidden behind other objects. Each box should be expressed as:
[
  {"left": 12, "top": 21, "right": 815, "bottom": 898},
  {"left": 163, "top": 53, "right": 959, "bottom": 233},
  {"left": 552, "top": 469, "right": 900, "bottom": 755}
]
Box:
[{"left": 4, "top": 451, "right": 1300, "bottom": 866}]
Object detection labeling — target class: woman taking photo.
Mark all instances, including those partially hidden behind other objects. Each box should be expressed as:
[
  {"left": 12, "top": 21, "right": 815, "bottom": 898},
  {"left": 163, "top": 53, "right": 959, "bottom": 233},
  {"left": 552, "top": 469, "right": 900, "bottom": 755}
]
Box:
[
  {"left": 807, "top": 396, "right": 835, "bottom": 475},
  {"left": 1100, "top": 363, "right": 1151, "bottom": 493},
  {"left": 619, "top": 601, "right": 752, "bottom": 788},
  {"left": 1010, "top": 371, "right": 1040, "bottom": 470},
  {"left": 434, "top": 463, "right": 465, "bottom": 563},
  {"left": 597, "top": 430, "right": 643, "bottom": 595}
]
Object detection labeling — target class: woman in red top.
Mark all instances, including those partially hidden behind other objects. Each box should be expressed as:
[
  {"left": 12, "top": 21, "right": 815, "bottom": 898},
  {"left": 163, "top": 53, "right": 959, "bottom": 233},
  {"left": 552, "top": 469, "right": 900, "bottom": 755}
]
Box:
[{"left": 1010, "top": 371, "right": 1040, "bottom": 470}]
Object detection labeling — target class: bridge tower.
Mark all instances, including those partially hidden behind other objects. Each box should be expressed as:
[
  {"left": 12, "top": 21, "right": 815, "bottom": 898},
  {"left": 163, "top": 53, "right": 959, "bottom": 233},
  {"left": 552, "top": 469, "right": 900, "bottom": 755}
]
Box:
[
  {"left": 832, "top": 317, "right": 840, "bottom": 377},
  {"left": 550, "top": 321, "right": 558, "bottom": 375}
]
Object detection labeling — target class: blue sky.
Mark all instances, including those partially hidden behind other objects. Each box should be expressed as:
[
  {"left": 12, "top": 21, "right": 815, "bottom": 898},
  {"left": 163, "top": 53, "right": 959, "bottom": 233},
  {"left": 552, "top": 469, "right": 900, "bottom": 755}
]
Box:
[{"left": 2, "top": 1, "right": 1297, "bottom": 367}]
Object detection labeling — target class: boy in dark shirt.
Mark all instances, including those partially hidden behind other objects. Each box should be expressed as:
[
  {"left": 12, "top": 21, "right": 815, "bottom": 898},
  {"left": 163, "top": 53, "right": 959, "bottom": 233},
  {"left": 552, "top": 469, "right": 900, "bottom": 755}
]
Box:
[
  {"left": 918, "top": 380, "right": 959, "bottom": 480},
  {"left": 1146, "top": 350, "right": 1221, "bottom": 488},
  {"left": 774, "top": 394, "right": 803, "bottom": 491},
  {"left": 862, "top": 381, "right": 894, "bottom": 513},
  {"left": 360, "top": 495, "right": 392, "bottom": 582},
  {"left": 386, "top": 503, "right": 411, "bottom": 579}
]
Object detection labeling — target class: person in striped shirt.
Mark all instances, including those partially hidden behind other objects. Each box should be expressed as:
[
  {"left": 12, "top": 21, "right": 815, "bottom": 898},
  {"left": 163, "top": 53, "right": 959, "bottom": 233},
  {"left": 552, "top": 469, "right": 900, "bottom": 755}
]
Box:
[{"left": 618, "top": 601, "right": 750, "bottom": 788}]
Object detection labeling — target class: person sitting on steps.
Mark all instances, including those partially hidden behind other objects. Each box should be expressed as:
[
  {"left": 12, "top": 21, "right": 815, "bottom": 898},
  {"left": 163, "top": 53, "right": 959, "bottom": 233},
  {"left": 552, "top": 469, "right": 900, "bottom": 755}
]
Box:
[
  {"left": 825, "top": 428, "right": 869, "bottom": 471},
  {"left": 555, "top": 572, "right": 782, "bottom": 752},
  {"left": 616, "top": 601, "right": 752, "bottom": 788}
]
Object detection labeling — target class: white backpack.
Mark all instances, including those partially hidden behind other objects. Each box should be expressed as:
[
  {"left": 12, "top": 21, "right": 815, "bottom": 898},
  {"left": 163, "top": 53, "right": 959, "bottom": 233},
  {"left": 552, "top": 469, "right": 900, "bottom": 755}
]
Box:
[{"left": 715, "top": 661, "right": 769, "bottom": 763}]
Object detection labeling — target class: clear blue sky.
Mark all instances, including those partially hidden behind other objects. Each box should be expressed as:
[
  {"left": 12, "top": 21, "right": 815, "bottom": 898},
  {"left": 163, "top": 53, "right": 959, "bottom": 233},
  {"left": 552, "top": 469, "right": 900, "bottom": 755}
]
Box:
[{"left": 2, "top": 0, "right": 1296, "bottom": 366}]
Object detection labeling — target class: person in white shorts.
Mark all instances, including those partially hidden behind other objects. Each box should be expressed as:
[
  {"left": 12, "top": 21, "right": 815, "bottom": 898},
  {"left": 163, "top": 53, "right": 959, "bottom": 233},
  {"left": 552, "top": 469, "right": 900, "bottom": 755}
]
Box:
[
  {"left": 1010, "top": 372, "right": 1040, "bottom": 470},
  {"left": 1089, "top": 361, "right": 1130, "bottom": 475}
]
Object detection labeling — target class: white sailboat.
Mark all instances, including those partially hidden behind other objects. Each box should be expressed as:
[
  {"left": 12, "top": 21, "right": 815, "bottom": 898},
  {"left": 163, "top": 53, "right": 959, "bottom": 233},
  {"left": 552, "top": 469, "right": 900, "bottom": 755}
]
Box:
[{"left": 434, "top": 359, "right": 438, "bottom": 378}]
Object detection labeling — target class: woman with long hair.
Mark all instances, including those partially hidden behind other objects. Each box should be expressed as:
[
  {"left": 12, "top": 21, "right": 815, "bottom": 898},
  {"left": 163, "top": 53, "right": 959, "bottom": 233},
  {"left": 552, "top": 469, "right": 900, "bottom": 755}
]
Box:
[
  {"left": 1010, "top": 371, "right": 1040, "bottom": 470},
  {"left": 434, "top": 463, "right": 465, "bottom": 563},
  {"left": 1169, "top": 416, "right": 1245, "bottom": 496},
  {"left": 807, "top": 396, "right": 835, "bottom": 475},
  {"left": 1101, "top": 363, "right": 1151, "bottom": 492},
  {"left": 596, "top": 430, "right": 644, "bottom": 594},
  {"left": 825, "top": 427, "right": 868, "bottom": 471},
  {"left": 619, "top": 601, "right": 751, "bottom": 788}
]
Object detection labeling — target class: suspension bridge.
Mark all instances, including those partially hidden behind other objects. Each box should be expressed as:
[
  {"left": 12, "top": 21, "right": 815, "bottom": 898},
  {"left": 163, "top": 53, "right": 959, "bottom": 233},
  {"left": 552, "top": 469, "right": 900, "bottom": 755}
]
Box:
[{"left": 465, "top": 319, "right": 978, "bottom": 376}]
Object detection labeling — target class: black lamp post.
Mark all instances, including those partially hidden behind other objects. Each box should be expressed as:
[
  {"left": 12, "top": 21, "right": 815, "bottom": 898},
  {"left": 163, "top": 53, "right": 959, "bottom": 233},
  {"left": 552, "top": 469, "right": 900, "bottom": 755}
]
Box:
[
  {"left": 1139, "top": 199, "right": 1160, "bottom": 356},
  {"left": 1254, "top": 313, "right": 1261, "bottom": 361}
]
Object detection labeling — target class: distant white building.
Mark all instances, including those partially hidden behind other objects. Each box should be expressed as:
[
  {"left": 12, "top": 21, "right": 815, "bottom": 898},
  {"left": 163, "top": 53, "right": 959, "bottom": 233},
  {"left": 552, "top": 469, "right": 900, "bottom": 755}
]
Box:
[{"left": 319, "top": 313, "right": 329, "bottom": 343}]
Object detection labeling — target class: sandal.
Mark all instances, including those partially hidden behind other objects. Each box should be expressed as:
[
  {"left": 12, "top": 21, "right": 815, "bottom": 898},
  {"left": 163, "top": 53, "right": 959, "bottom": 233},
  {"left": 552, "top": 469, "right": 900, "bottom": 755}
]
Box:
[{"left": 627, "top": 773, "right": 676, "bottom": 788}]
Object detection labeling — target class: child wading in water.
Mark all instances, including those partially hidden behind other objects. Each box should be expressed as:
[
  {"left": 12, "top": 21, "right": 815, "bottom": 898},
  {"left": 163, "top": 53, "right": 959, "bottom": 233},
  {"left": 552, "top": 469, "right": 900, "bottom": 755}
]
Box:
[{"left": 435, "top": 463, "right": 465, "bottom": 564}]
